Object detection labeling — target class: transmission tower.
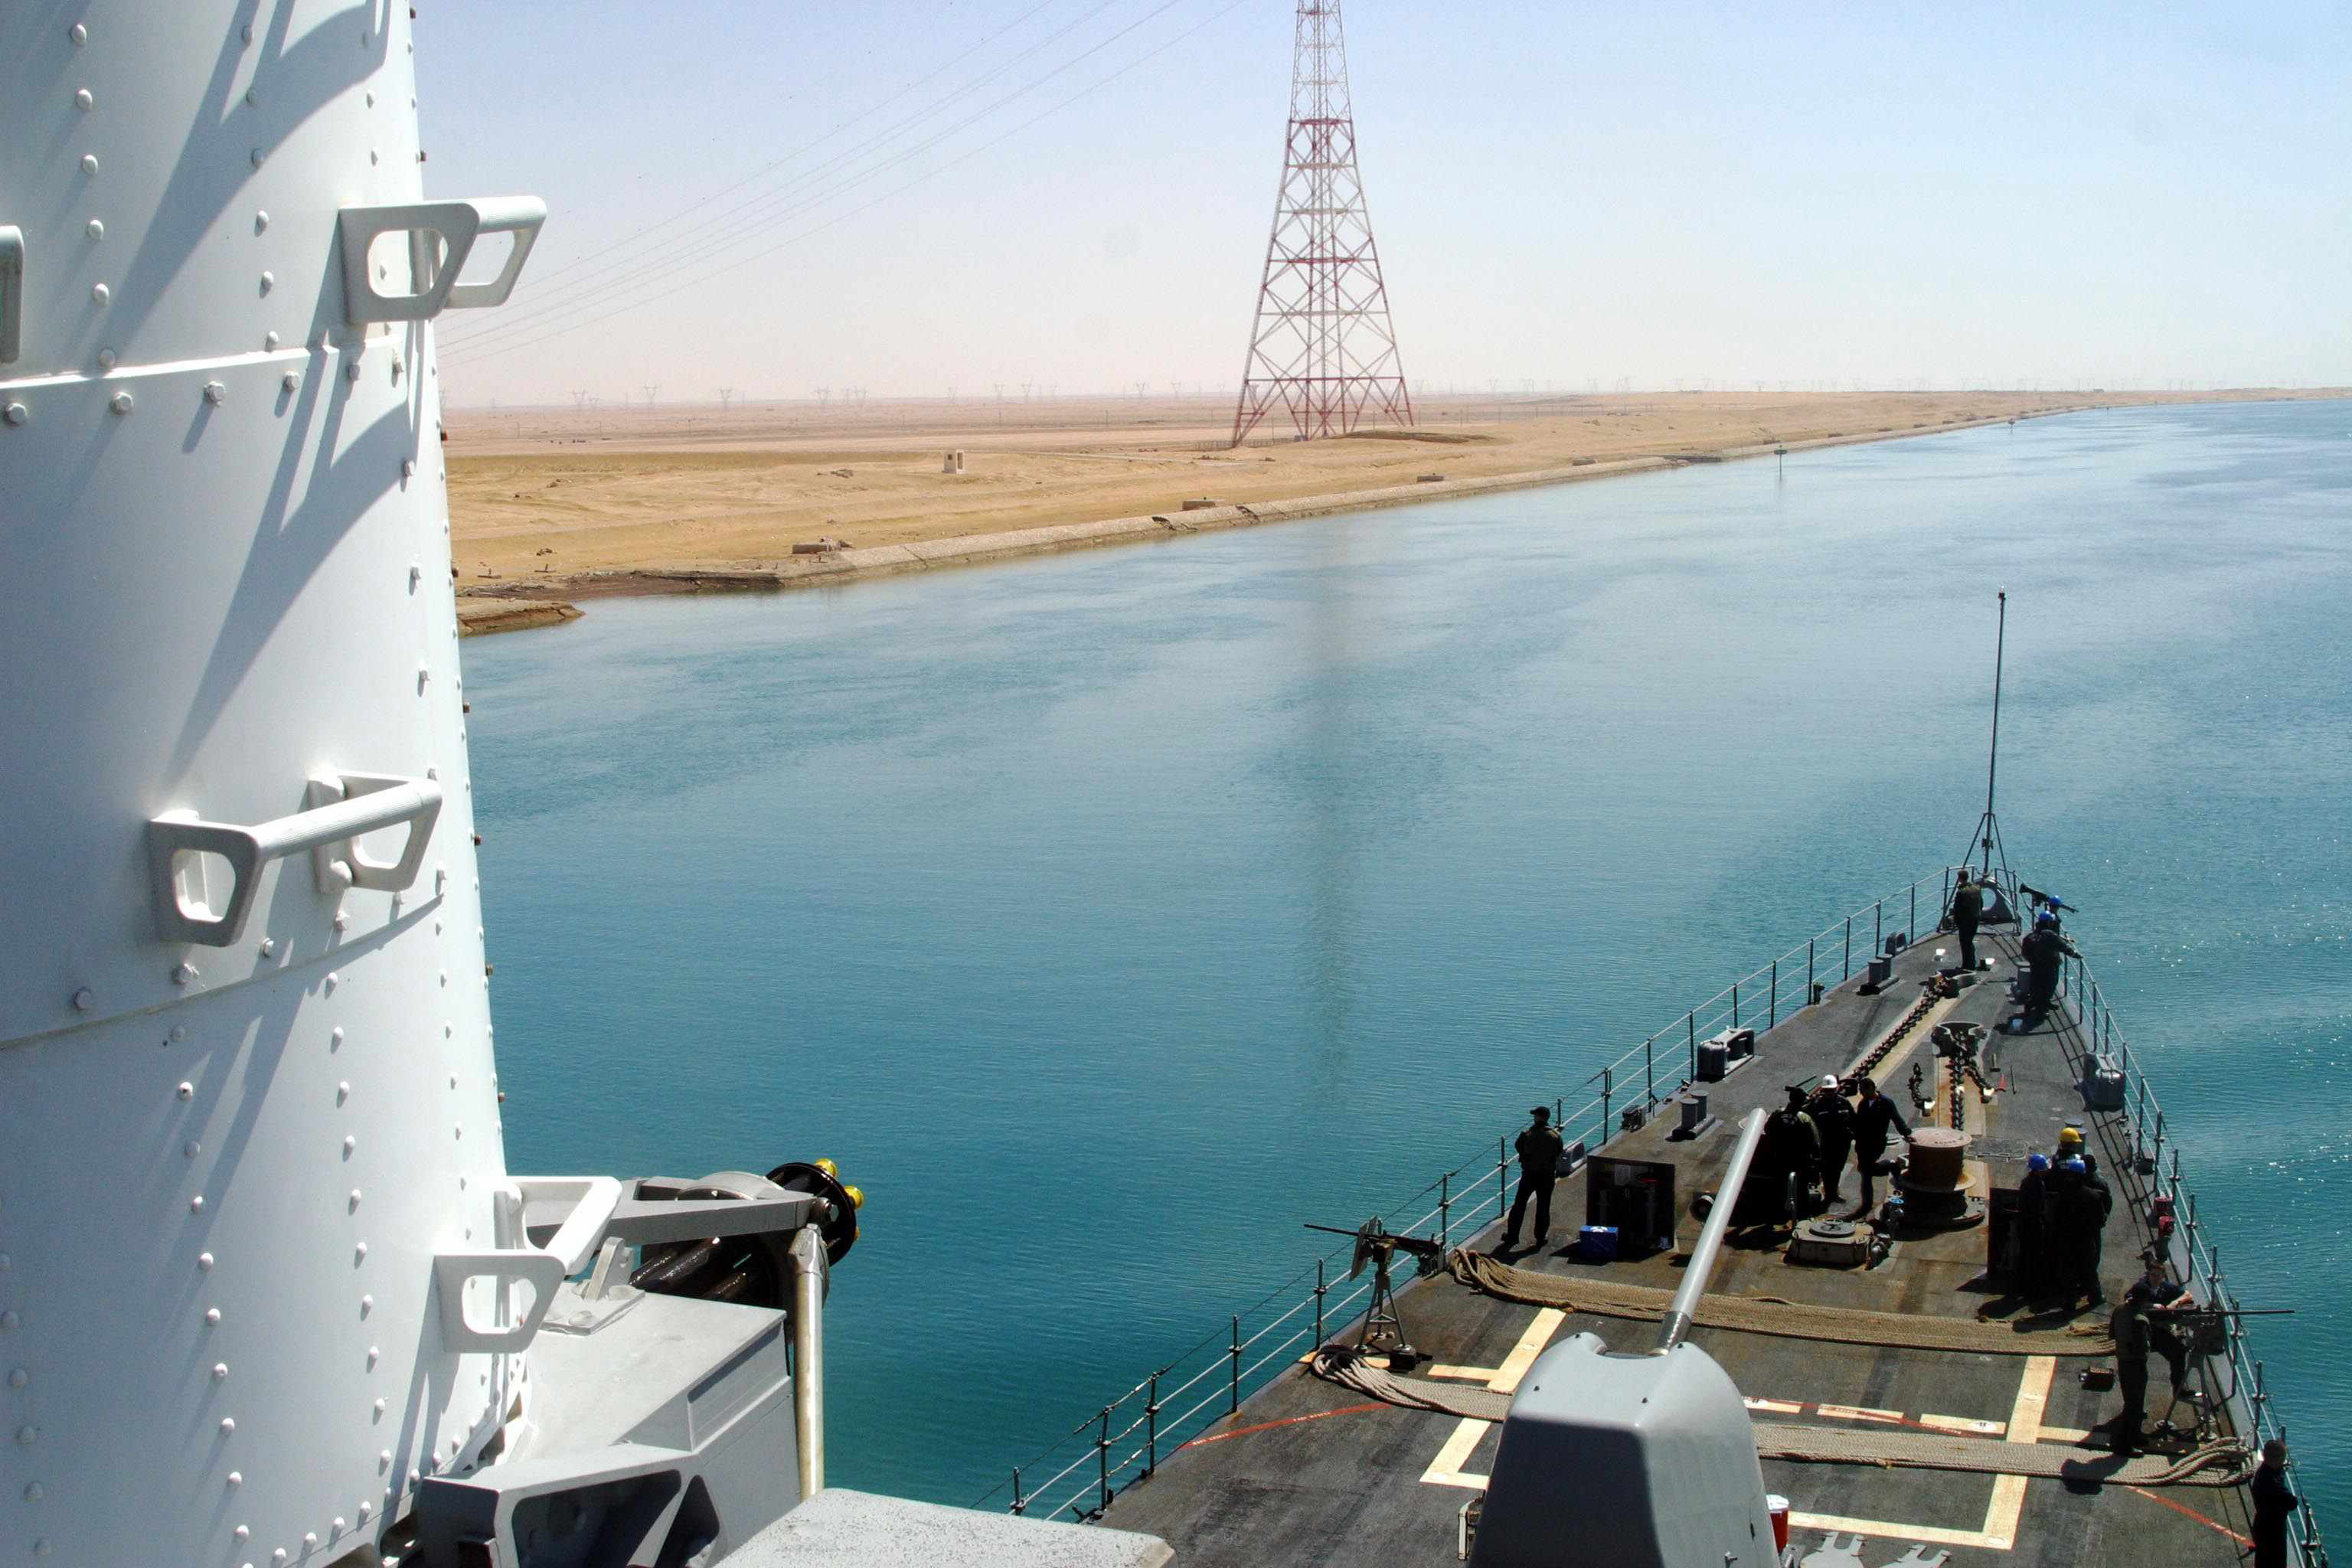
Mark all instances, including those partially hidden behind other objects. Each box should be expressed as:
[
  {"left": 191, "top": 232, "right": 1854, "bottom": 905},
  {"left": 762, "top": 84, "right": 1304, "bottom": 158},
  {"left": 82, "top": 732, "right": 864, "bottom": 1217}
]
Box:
[
  {"left": 1230, "top": 0, "right": 1413, "bottom": 446},
  {"left": 717, "top": 387, "right": 736, "bottom": 410}
]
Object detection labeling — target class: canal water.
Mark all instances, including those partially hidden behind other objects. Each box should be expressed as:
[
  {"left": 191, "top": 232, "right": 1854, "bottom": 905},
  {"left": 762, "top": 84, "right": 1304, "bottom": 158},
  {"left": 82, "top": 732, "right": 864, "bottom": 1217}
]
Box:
[{"left": 464, "top": 400, "right": 2350, "bottom": 1527}]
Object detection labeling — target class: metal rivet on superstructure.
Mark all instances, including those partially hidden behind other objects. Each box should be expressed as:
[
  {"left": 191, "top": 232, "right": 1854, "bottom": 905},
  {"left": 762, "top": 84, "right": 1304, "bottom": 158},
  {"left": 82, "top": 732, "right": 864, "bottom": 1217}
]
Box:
[
  {"left": 96, "top": 347, "right": 116, "bottom": 369},
  {"left": 15, "top": 1426, "right": 38, "bottom": 1447},
  {"left": 33, "top": 1540, "right": 50, "bottom": 1558},
  {"left": 90, "top": 282, "right": 110, "bottom": 305},
  {"left": 75, "top": 88, "right": 93, "bottom": 110},
  {"left": 371, "top": 1398, "right": 385, "bottom": 1417},
  {"left": 402, "top": 459, "right": 416, "bottom": 479},
  {"left": 69, "top": 987, "right": 93, "bottom": 1009},
  {"left": 263, "top": 331, "right": 281, "bottom": 351},
  {"left": 70, "top": 22, "right": 87, "bottom": 43},
  {"left": 259, "top": 270, "right": 273, "bottom": 293},
  {"left": 348, "top": 1189, "right": 361, "bottom": 1210},
  {"left": 336, "top": 1081, "right": 349, "bottom": 1103},
  {"left": 325, "top": 972, "right": 339, "bottom": 990},
  {"left": 333, "top": 912, "right": 348, "bottom": 932},
  {"left": 197, "top": 1253, "right": 214, "bottom": 1271},
  {"left": 177, "top": 1081, "right": 194, "bottom": 1099},
  {"left": 204, "top": 381, "right": 228, "bottom": 407},
  {"left": 330, "top": 1026, "right": 345, "bottom": 1046},
  {"left": 109, "top": 391, "right": 135, "bottom": 416},
  {"left": 345, "top": 361, "right": 362, "bottom": 383},
  {"left": 86, "top": 219, "right": 103, "bottom": 241},
  {"left": 205, "top": 1308, "right": 221, "bottom": 1325},
  {"left": 213, "top": 1363, "right": 229, "bottom": 1381},
  {"left": 255, "top": 210, "right": 269, "bottom": 232},
  {"left": 3, "top": 404, "right": 27, "bottom": 428},
  {"left": 185, "top": 1141, "right": 201, "bottom": 1158},
  {"left": 250, "top": 148, "right": 266, "bottom": 168},
  {"left": 244, "top": 87, "right": 259, "bottom": 107},
  {"left": 377, "top": 1450, "right": 390, "bottom": 1470},
  {"left": 234, "top": 1526, "right": 249, "bottom": 1542},
  {"left": 282, "top": 371, "right": 300, "bottom": 392},
  {"left": 80, "top": 153, "right": 99, "bottom": 175},
  {"left": 169, "top": 1024, "right": 185, "bottom": 1043},
  {"left": 21, "top": 1482, "right": 39, "bottom": 1501},
  {"left": 227, "top": 1471, "right": 240, "bottom": 1487},
  {"left": 342, "top": 1135, "right": 356, "bottom": 1155},
  {"left": 273, "top": 1551, "right": 286, "bottom": 1566},
  {"left": 358, "top": 1502, "right": 372, "bottom": 1523},
  {"left": 190, "top": 1195, "right": 205, "bottom": 1213},
  {"left": 332, "top": 1517, "right": 345, "bottom": 1534},
  {"left": 416, "top": 666, "right": 429, "bottom": 691},
  {"left": 359, "top": 1295, "right": 373, "bottom": 1317},
  {"left": 354, "top": 1241, "right": 367, "bottom": 1261},
  {"left": 171, "top": 962, "right": 197, "bottom": 986},
  {"left": 304, "top": 1533, "right": 318, "bottom": 1550},
  {"left": 370, "top": 149, "right": 380, "bottom": 165}
]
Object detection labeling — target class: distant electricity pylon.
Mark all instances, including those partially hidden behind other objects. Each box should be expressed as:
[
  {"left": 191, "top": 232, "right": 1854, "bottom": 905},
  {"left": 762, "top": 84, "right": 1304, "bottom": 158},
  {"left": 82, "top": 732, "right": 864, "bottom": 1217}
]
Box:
[
  {"left": 642, "top": 384, "right": 660, "bottom": 407},
  {"left": 717, "top": 387, "right": 735, "bottom": 410},
  {"left": 1230, "top": 0, "right": 1413, "bottom": 447}
]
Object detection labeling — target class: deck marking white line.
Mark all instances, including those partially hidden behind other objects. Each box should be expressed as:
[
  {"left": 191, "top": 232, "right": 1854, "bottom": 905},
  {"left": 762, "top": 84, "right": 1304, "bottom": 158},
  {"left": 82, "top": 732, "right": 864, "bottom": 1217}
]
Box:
[
  {"left": 1745, "top": 1396, "right": 1805, "bottom": 1415},
  {"left": 1920, "top": 1413, "right": 2007, "bottom": 1436},
  {"left": 1419, "top": 1308, "right": 1566, "bottom": 1490},
  {"left": 1783, "top": 1511, "right": 2017, "bottom": 1551},
  {"left": 1816, "top": 1403, "right": 1905, "bottom": 1425},
  {"left": 1977, "top": 1352, "right": 2056, "bottom": 1550}
]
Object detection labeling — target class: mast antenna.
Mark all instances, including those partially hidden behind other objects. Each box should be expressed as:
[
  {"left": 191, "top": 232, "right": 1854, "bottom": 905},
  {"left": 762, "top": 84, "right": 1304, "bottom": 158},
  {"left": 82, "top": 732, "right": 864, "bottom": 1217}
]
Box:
[{"left": 1955, "top": 590, "right": 2013, "bottom": 884}]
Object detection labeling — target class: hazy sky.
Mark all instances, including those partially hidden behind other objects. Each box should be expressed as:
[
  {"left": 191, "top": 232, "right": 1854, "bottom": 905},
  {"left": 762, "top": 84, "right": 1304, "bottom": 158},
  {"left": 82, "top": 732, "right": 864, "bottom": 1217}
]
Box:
[{"left": 420, "top": 2, "right": 2352, "bottom": 409}]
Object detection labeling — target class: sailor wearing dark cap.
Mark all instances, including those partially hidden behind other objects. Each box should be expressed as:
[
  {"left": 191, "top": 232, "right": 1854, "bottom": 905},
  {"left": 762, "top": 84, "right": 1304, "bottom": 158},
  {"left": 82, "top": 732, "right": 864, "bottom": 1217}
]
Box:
[
  {"left": 2105, "top": 1281, "right": 2154, "bottom": 1455},
  {"left": 1501, "top": 1106, "right": 1565, "bottom": 1252}
]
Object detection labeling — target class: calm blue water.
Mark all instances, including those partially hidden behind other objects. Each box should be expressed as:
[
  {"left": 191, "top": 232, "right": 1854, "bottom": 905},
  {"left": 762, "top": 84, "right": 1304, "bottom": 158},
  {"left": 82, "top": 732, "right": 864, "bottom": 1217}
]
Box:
[{"left": 465, "top": 400, "right": 2350, "bottom": 1529}]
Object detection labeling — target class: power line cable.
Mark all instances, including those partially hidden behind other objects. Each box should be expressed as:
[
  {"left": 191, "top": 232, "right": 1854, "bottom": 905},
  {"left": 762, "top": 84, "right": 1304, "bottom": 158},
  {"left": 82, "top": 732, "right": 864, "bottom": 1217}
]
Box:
[
  {"left": 442, "top": 0, "right": 1138, "bottom": 351},
  {"left": 443, "top": 0, "right": 1253, "bottom": 373}
]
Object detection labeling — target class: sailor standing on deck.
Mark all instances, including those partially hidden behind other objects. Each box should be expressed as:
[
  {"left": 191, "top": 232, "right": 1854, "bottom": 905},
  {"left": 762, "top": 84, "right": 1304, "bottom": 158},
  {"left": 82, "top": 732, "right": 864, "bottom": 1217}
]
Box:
[
  {"left": 2014, "top": 1152, "right": 2053, "bottom": 1299},
  {"left": 1501, "top": 1106, "right": 1565, "bottom": 1252},
  {"left": 2050, "top": 1155, "right": 2114, "bottom": 1306},
  {"left": 1847, "top": 1077, "right": 1911, "bottom": 1218},
  {"left": 1947, "top": 867, "right": 1982, "bottom": 972},
  {"left": 2105, "top": 1283, "right": 2154, "bottom": 1454},
  {"left": 2252, "top": 1439, "right": 2298, "bottom": 1568},
  {"left": 2020, "top": 910, "right": 2080, "bottom": 1018},
  {"left": 1807, "top": 1075, "right": 1855, "bottom": 1207}
]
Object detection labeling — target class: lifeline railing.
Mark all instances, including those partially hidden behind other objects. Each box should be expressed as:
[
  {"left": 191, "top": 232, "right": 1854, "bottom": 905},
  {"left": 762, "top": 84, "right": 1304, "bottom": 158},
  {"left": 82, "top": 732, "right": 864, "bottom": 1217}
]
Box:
[{"left": 977, "top": 866, "right": 2329, "bottom": 1567}]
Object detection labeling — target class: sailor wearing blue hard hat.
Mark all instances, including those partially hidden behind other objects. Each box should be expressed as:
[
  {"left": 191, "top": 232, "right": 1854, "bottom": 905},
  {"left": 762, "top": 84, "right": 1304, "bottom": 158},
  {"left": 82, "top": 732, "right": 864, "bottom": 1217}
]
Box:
[
  {"left": 2012, "top": 1152, "right": 2056, "bottom": 1299},
  {"left": 2019, "top": 906, "right": 2080, "bottom": 1021},
  {"left": 2048, "top": 1152, "right": 2113, "bottom": 1307}
]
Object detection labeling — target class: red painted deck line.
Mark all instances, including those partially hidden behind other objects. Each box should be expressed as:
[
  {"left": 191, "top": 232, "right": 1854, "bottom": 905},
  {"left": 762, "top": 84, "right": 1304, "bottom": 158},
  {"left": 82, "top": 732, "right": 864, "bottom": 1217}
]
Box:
[
  {"left": 2123, "top": 1485, "right": 2252, "bottom": 1547},
  {"left": 1179, "top": 1402, "right": 1388, "bottom": 1450}
]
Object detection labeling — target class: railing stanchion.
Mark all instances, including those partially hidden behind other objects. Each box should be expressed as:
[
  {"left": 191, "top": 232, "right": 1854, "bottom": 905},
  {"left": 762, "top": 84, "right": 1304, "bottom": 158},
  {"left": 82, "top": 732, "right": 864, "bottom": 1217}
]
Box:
[
  {"left": 1439, "top": 1171, "right": 1452, "bottom": 1250},
  {"left": 1910, "top": 883, "right": 1916, "bottom": 941},
  {"left": 1314, "top": 1257, "right": 1327, "bottom": 1348},
  {"left": 1645, "top": 1035, "right": 1655, "bottom": 1102},
  {"left": 1229, "top": 1315, "right": 1241, "bottom": 1416},
  {"left": 1498, "top": 1137, "right": 1509, "bottom": 1224},
  {"left": 1808, "top": 939, "right": 1815, "bottom": 1003},
  {"left": 1844, "top": 916, "right": 1852, "bottom": 979},
  {"left": 1097, "top": 1406, "right": 1112, "bottom": 1516},
  {"left": 1602, "top": 1066, "right": 1613, "bottom": 1143},
  {"left": 1688, "top": 1011, "right": 1697, "bottom": 1076},
  {"left": 1012, "top": 1467, "right": 1025, "bottom": 1517},
  {"left": 1874, "top": 900, "right": 1882, "bottom": 952},
  {"left": 1146, "top": 1373, "right": 1161, "bottom": 1478},
  {"left": 1769, "top": 959, "right": 1779, "bottom": 1030}
]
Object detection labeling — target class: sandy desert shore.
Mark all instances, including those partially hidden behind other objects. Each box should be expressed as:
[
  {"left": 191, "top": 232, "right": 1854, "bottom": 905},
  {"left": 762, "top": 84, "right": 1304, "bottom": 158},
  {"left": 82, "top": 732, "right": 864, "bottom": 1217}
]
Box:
[{"left": 445, "top": 387, "right": 2337, "bottom": 633}]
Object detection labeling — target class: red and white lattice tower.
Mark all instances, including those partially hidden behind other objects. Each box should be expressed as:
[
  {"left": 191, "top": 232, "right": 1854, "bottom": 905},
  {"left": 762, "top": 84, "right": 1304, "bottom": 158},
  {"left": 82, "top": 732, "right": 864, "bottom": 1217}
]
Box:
[{"left": 1230, "top": 0, "right": 1415, "bottom": 446}]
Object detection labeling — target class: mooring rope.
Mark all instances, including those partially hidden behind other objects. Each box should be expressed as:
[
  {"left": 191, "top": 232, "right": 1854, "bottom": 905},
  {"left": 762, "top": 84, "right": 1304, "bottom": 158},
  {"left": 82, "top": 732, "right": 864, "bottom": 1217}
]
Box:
[
  {"left": 1447, "top": 1251, "right": 2113, "bottom": 1357},
  {"left": 1308, "top": 1350, "right": 2251, "bottom": 1488}
]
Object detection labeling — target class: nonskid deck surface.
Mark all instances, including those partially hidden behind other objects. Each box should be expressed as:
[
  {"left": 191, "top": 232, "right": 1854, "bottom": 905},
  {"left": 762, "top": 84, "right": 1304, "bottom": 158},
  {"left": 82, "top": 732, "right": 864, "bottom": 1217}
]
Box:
[{"left": 1099, "top": 926, "right": 2256, "bottom": 1567}]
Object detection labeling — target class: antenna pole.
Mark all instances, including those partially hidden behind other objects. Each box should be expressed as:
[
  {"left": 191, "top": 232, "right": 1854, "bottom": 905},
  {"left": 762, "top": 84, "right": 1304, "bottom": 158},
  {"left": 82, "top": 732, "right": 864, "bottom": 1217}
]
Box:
[{"left": 1982, "top": 590, "right": 2005, "bottom": 876}]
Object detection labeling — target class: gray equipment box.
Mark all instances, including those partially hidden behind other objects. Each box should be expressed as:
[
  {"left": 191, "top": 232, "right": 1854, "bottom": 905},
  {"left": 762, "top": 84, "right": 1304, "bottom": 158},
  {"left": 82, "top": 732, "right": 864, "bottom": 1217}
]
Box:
[{"left": 2082, "top": 1059, "right": 2127, "bottom": 1111}]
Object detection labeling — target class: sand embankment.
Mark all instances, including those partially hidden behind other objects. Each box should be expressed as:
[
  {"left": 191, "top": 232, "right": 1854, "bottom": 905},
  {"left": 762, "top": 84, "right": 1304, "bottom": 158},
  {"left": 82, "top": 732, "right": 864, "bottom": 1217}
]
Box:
[{"left": 446, "top": 387, "right": 2341, "bottom": 634}]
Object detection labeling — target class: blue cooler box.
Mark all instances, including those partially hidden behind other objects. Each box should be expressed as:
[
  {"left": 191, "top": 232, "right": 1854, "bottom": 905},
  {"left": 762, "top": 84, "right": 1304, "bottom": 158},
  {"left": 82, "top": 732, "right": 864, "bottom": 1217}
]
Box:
[{"left": 1576, "top": 1225, "right": 1619, "bottom": 1262}]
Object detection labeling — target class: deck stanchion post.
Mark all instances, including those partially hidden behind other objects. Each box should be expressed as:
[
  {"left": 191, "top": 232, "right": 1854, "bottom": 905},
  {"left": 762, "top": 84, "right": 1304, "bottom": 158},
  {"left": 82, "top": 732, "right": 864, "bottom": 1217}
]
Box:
[
  {"left": 1645, "top": 1035, "right": 1655, "bottom": 1102},
  {"left": 1439, "top": 1171, "right": 1451, "bottom": 1249},
  {"left": 1554, "top": 1096, "right": 1563, "bottom": 1129},
  {"left": 1602, "top": 1067, "right": 1613, "bottom": 1143},
  {"left": 1498, "top": 1137, "right": 1509, "bottom": 1223},
  {"left": 1012, "top": 1467, "right": 1025, "bottom": 1517},
  {"left": 1229, "top": 1315, "right": 1241, "bottom": 1416},
  {"left": 1808, "top": 939, "right": 1815, "bottom": 1003},
  {"left": 1732, "top": 982, "right": 1740, "bottom": 1030},
  {"left": 1687, "top": 1011, "right": 1697, "bottom": 1076},
  {"left": 1098, "top": 1406, "right": 1112, "bottom": 1515},
  {"left": 1147, "top": 1374, "right": 1161, "bottom": 1478},
  {"left": 1769, "top": 959, "right": 1779, "bottom": 1030},
  {"left": 1875, "top": 900, "right": 1882, "bottom": 951},
  {"left": 1315, "top": 1258, "right": 1327, "bottom": 1348},
  {"left": 1910, "top": 884, "right": 1916, "bottom": 940},
  {"left": 1844, "top": 916, "right": 1852, "bottom": 979}
]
